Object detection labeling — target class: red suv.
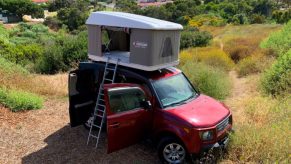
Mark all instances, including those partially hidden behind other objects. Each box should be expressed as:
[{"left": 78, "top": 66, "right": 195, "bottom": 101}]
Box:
[{"left": 69, "top": 62, "right": 232, "bottom": 163}]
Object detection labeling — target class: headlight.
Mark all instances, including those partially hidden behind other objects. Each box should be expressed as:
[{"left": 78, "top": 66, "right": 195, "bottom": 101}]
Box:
[{"left": 200, "top": 131, "right": 214, "bottom": 141}]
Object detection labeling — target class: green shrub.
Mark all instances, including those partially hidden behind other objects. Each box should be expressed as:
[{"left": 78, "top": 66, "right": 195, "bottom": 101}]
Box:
[
  {"left": 0, "top": 87, "right": 43, "bottom": 112},
  {"left": 261, "top": 50, "right": 291, "bottom": 96},
  {"left": 35, "top": 45, "right": 66, "bottom": 74},
  {"left": 43, "top": 16, "right": 62, "bottom": 31},
  {"left": 250, "top": 14, "right": 266, "bottom": 24},
  {"left": 180, "top": 27, "right": 213, "bottom": 49},
  {"left": 260, "top": 21, "right": 291, "bottom": 56},
  {"left": 181, "top": 62, "right": 231, "bottom": 100},
  {"left": 272, "top": 9, "right": 291, "bottom": 24},
  {"left": 0, "top": 57, "right": 29, "bottom": 75},
  {"left": 0, "top": 44, "right": 44, "bottom": 66},
  {"left": 236, "top": 54, "right": 273, "bottom": 77},
  {"left": 35, "top": 31, "right": 87, "bottom": 74}
]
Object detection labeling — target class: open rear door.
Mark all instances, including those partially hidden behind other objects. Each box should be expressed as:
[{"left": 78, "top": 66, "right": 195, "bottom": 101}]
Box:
[
  {"left": 104, "top": 83, "right": 153, "bottom": 153},
  {"left": 69, "top": 69, "right": 97, "bottom": 127}
]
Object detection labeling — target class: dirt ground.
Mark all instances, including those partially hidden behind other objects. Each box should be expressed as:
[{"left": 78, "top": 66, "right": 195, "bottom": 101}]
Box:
[
  {"left": 0, "top": 71, "right": 249, "bottom": 164},
  {"left": 0, "top": 98, "right": 159, "bottom": 164}
]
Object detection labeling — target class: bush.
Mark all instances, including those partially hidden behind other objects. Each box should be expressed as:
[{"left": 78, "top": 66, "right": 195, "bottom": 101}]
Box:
[
  {"left": 260, "top": 21, "right": 291, "bottom": 56},
  {"left": 44, "top": 16, "right": 62, "bottom": 31},
  {"left": 35, "top": 32, "right": 87, "bottom": 74},
  {"left": 180, "top": 47, "right": 234, "bottom": 71},
  {"left": 180, "top": 27, "right": 213, "bottom": 49},
  {"left": 0, "top": 87, "right": 43, "bottom": 112},
  {"left": 261, "top": 50, "right": 291, "bottom": 96},
  {"left": 0, "top": 57, "right": 29, "bottom": 75},
  {"left": 35, "top": 45, "right": 66, "bottom": 74},
  {"left": 272, "top": 9, "right": 291, "bottom": 24},
  {"left": 250, "top": 14, "right": 266, "bottom": 24},
  {"left": 224, "top": 37, "right": 260, "bottom": 62},
  {"left": 181, "top": 62, "right": 231, "bottom": 100},
  {"left": 236, "top": 52, "right": 273, "bottom": 77},
  {"left": 0, "top": 44, "right": 44, "bottom": 66}
]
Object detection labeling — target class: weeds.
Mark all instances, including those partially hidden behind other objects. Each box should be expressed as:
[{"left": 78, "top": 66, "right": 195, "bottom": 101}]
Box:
[
  {"left": 0, "top": 87, "right": 43, "bottom": 112},
  {"left": 180, "top": 47, "right": 234, "bottom": 71},
  {"left": 181, "top": 62, "right": 231, "bottom": 100},
  {"left": 236, "top": 52, "right": 274, "bottom": 77}
]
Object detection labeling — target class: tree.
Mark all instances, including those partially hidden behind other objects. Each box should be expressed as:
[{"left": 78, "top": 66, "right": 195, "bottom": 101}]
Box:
[
  {"left": 0, "top": 0, "right": 44, "bottom": 18},
  {"left": 115, "top": 0, "right": 141, "bottom": 14},
  {"left": 57, "top": 7, "right": 88, "bottom": 31}
]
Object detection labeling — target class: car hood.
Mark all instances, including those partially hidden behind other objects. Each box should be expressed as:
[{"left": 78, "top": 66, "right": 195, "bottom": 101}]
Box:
[{"left": 165, "top": 94, "right": 230, "bottom": 128}]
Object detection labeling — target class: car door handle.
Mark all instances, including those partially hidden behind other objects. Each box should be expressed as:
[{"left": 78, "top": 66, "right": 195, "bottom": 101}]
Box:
[{"left": 109, "top": 122, "right": 120, "bottom": 128}]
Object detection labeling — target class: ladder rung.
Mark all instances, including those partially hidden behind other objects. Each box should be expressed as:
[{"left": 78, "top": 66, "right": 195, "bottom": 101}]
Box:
[
  {"left": 92, "top": 124, "right": 101, "bottom": 128},
  {"left": 95, "top": 115, "right": 103, "bottom": 118},
  {"left": 99, "top": 93, "right": 104, "bottom": 96},
  {"left": 106, "top": 68, "right": 115, "bottom": 71},
  {"left": 105, "top": 78, "right": 113, "bottom": 82},
  {"left": 97, "top": 104, "right": 105, "bottom": 107},
  {"left": 99, "top": 99, "right": 105, "bottom": 102},
  {"left": 89, "top": 134, "right": 99, "bottom": 139},
  {"left": 97, "top": 109, "right": 105, "bottom": 113}
]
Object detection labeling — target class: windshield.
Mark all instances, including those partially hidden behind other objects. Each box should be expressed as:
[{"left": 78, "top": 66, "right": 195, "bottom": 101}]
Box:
[{"left": 152, "top": 73, "right": 198, "bottom": 108}]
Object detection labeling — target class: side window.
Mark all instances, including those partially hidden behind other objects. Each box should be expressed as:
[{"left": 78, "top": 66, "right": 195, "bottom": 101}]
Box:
[{"left": 108, "top": 87, "right": 146, "bottom": 113}]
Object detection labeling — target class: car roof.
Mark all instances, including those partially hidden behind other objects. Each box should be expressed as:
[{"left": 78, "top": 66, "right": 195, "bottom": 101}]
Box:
[{"left": 79, "top": 61, "right": 181, "bottom": 81}]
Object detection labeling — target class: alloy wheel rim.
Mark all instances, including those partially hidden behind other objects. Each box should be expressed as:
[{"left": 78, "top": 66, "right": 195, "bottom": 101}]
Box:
[{"left": 163, "top": 143, "right": 185, "bottom": 163}]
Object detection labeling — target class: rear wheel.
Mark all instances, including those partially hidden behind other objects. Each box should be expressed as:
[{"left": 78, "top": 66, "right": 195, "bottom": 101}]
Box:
[{"left": 158, "top": 137, "right": 187, "bottom": 164}]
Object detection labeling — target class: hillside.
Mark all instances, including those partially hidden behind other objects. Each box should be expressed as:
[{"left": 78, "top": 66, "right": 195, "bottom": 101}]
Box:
[{"left": 1, "top": 22, "right": 290, "bottom": 163}]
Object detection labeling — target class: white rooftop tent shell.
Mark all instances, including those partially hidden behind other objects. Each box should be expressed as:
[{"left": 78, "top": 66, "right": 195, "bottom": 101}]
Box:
[{"left": 86, "top": 11, "right": 183, "bottom": 71}]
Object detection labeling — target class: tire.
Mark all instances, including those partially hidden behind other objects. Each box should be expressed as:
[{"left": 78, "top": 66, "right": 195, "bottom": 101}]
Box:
[{"left": 158, "top": 137, "right": 187, "bottom": 164}]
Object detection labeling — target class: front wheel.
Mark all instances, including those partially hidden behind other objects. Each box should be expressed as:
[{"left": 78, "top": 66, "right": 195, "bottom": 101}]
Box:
[{"left": 158, "top": 137, "right": 187, "bottom": 164}]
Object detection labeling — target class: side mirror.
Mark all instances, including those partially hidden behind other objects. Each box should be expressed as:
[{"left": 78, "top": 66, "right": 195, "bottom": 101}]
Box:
[{"left": 141, "top": 100, "right": 152, "bottom": 110}]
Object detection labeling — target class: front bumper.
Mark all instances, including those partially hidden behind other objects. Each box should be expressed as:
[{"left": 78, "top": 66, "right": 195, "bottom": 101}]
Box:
[{"left": 202, "top": 136, "right": 230, "bottom": 151}]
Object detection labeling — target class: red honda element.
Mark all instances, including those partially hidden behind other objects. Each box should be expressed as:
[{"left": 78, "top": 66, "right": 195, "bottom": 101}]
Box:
[{"left": 69, "top": 62, "right": 232, "bottom": 163}]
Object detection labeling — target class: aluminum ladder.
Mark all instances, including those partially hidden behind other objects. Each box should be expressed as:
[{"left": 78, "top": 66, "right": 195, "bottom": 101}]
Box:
[{"left": 87, "top": 57, "right": 119, "bottom": 148}]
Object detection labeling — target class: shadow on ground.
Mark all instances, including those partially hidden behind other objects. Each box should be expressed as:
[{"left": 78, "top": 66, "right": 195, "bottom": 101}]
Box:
[{"left": 22, "top": 125, "right": 160, "bottom": 164}]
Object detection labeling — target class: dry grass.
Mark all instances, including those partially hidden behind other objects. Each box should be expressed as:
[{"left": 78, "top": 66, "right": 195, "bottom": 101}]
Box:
[
  {"left": 31, "top": 74, "right": 68, "bottom": 97},
  {"left": 236, "top": 51, "right": 275, "bottom": 77},
  {"left": 0, "top": 70, "right": 67, "bottom": 98},
  {"left": 201, "top": 24, "right": 282, "bottom": 62},
  {"left": 224, "top": 72, "right": 291, "bottom": 163}
]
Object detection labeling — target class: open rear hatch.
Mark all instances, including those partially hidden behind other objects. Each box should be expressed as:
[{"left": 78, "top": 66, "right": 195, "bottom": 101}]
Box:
[{"left": 68, "top": 69, "right": 97, "bottom": 127}]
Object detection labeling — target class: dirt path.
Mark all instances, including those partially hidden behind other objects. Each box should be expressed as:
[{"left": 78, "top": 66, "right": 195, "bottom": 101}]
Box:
[{"left": 224, "top": 71, "right": 259, "bottom": 126}]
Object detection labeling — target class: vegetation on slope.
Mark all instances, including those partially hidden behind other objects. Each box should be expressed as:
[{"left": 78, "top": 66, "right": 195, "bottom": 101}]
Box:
[{"left": 0, "top": 87, "right": 43, "bottom": 112}]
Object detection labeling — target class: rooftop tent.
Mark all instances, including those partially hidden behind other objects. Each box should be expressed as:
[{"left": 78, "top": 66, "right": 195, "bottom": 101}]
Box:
[{"left": 86, "top": 11, "right": 183, "bottom": 71}]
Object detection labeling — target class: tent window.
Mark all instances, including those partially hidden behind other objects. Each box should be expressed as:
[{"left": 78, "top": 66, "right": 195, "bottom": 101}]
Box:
[
  {"left": 101, "top": 28, "right": 130, "bottom": 53},
  {"left": 161, "top": 37, "right": 173, "bottom": 57}
]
